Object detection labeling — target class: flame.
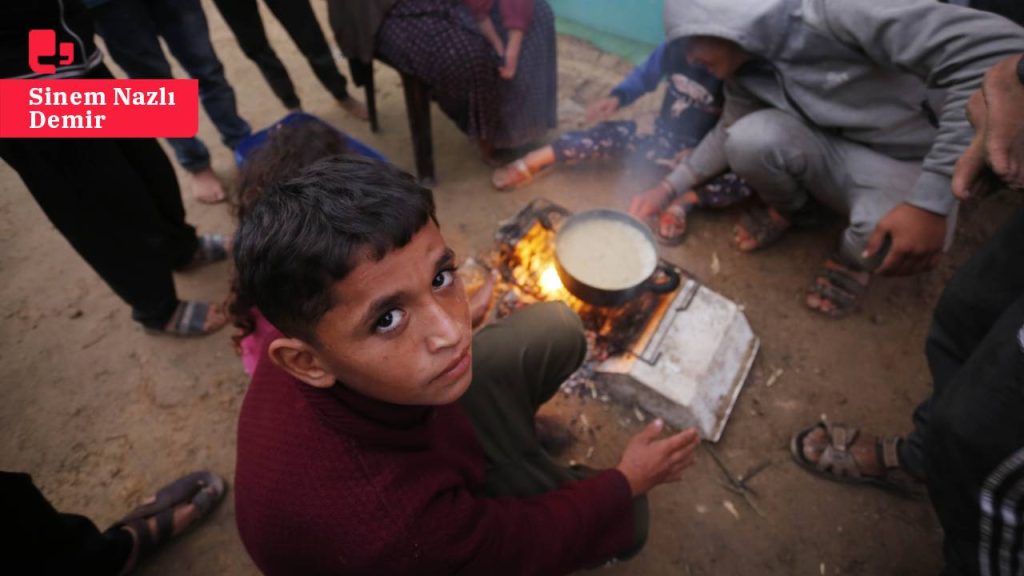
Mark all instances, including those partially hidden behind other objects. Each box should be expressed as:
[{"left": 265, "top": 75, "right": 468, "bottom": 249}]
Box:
[{"left": 538, "top": 265, "right": 564, "bottom": 296}]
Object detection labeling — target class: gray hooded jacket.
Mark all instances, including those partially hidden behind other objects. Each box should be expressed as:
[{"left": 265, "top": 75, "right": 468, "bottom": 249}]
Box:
[{"left": 662, "top": 0, "right": 1024, "bottom": 216}]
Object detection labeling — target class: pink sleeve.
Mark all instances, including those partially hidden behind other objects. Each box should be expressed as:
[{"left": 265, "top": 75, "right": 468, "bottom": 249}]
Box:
[
  {"left": 463, "top": 0, "right": 494, "bottom": 21},
  {"left": 501, "top": 0, "right": 534, "bottom": 31}
]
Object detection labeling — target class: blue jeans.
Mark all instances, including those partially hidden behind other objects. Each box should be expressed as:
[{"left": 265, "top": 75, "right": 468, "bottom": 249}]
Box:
[{"left": 91, "top": 0, "right": 251, "bottom": 172}]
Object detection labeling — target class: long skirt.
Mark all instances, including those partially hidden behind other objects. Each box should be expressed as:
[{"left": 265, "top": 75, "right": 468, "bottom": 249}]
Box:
[{"left": 376, "top": 0, "right": 557, "bottom": 149}]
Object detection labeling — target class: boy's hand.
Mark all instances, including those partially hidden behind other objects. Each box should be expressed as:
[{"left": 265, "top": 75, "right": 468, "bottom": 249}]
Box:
[
  {"left": 863, "top": 203, "right": 946, "bottom": 276},
  {"left": 616, "top": 420, "right": 700, "bottom": 496},
  {"left": 585, "top": 97, "right": 620, "bottom": 124}
]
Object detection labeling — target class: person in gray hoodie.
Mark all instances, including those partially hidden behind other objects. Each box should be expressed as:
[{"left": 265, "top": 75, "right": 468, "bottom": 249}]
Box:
[{"left": 629, "top": 0, "right": 1024, "bottom": 317}]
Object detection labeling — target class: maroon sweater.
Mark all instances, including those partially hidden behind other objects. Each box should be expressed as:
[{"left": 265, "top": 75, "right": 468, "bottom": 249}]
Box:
[{"left": 234, "top": 332, "right": 636, "bottom": 575}]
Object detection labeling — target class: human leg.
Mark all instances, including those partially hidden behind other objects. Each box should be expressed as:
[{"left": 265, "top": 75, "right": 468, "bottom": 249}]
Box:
[
  {"left": 210, "top": 0, "right": 301, "bottom": 110},
  {"left": 925, "top": 294, "right": 1024, "bottom": 574},
  {"left": 262, "top": 0, "right": 350, "bottom": 103},
  {"left": 88, "top": 0, "right": 214, "bottom": 173},
  {"left": 0, "top": 137, "right": 224, "bottom": 333},
  {"left": 900, "top": 207, "right": 1024, "bottom": 478},
  {"left": 153, "top": 0, "right": 251, "bottom": 150},
  {"left": 459, "top": 301, "right": 650, "bottom": 554},
  {"left": 459, "top": 302, "right": 587, "bottom": 496},
  {"left": 3, "top": 472, "right": 133, "bottom": 575},
  {"left": 491, "top": 121, "right": 640, "bottom": 190}
]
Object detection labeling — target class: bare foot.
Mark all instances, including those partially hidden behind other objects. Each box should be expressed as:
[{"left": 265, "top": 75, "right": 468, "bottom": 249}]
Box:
[
  {"left": 338, "top": 97, "right": 369, "bottom": 121},
  {"left": 189, "top": 168, "right": 226, "bottom": 205}
]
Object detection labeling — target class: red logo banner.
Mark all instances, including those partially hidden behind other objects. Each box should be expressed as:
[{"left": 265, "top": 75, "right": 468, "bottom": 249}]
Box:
[{"left": 0, "top": 79, "right": 199, "bottom": 138}]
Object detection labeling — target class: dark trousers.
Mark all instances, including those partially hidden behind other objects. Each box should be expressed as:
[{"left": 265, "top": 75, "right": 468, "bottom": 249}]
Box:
[
  {"left": 211, "top": 0, "right": 350, "bottom": 110},
  {"left": 898, "top": 208, "right": 1024, "bottom": 575},
  {"left": 458, "top": 302, "right": 649, "bottom": 559},
  {"left": 1, "top": 472, "right": 133, "bottom": 576},
  {"left": 90, "top": 0, "right": 251, "bottom": 172},
  {"left": 0, "top": 69, "right": 198, "bottom": 328}
]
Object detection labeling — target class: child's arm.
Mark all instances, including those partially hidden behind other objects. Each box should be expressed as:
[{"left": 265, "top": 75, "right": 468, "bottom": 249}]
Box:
[
  {"left": 395, "top": 422, "right": 699, "bottom": 574},
  {"left": 478, "top": 15, "right": 505, "bottom": 57},
  {"left": 499, "top": 30, "right": 523, "bottom": 79},
  {"left": 464, "top": 0, "right": 505, "bottom": 56},
  {"left": 498, "top": 0, "right": 534, "bottom": 79},
  {"left": 609, "top": 42, "right": 667, "bottom": 108},
  {"left": 586, "top": 42, "right": 667, "bottom": 123}
]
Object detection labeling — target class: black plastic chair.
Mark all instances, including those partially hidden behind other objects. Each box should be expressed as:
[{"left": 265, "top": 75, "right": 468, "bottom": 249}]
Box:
[{"left": 349, "top": 58, "right": 436, "bottom": 187}]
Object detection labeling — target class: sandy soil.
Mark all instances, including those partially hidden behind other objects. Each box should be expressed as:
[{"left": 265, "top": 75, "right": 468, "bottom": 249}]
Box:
[{"left": 2, "top": 2, "right": 1021, "bottom": 574}]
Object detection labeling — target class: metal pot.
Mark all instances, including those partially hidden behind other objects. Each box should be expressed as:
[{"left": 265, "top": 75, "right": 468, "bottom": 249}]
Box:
[{"left": 551, "top": 208, "right": 680, "bottom": 307}]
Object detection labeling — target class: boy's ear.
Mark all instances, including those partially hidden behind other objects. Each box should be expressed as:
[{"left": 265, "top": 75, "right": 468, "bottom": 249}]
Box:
[{"left": 267, "top": 337, "right": 336, "bottom": 389}]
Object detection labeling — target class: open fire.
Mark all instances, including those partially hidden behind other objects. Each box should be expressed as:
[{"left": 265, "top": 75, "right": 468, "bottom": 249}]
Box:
[
  {"left": 483, "top": 198, "right": 681, "bottom": 364},
  {"left": 470, "top": 198, "right": 759, "bottom": 441}
]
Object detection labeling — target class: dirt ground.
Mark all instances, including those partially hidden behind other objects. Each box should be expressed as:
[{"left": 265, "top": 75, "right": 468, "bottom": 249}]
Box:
[{"left": 2, "top": 3, "right": 1021, "bottom": 575}]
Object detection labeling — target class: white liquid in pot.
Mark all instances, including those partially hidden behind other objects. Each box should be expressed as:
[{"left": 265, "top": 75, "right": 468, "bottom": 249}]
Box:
[{"left": 558, "top": 217, "right": 657, "bottom": 290}]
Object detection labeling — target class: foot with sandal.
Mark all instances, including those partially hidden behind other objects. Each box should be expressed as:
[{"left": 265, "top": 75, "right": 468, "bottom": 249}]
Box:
[
  {"left": 112, "top": 470, "right": 226, "bottom": 574},
  {"left": 790, "top": 420, "right": 923, "bottom": 496},
  {"left": 732, "top": 201, "right": 870, "bottom": 318},
  {"left": 152, "top": 233, "right": 232, "bottom": 337}
]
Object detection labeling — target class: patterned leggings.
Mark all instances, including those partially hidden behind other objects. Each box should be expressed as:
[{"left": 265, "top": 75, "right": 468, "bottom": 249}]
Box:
[{"left": 551, "top": 120, "right": 751, "bottom": 208}]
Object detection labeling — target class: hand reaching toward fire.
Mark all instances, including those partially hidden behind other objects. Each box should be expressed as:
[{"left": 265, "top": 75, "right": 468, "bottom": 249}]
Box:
[
  {"left": 617, "top": 420, "right": 700, "bottom": 496},
  {"left": 629, "top": 181, "right": 675, "bottom": 221}
]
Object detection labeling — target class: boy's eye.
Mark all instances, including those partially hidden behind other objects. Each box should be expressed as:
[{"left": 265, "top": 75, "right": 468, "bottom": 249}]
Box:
[
  {"left": 375, "top": 309, "right": 405, "bottom": 334},
  {"left": 432, "top": 269, "right": 454, "bottom": 290}
]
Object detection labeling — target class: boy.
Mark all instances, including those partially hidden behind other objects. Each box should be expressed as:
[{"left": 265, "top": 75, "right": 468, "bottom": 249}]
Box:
[
  {"left": 232, "top": 156, "right": 700, "bottom": 575},
  {"left": 630, "top": 0, "right": 1024, "bottom": 317}
]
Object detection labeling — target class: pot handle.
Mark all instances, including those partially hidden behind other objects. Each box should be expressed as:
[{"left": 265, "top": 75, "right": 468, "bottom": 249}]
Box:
[
  {"left": 536, "top": 204, "right": 570, "bottom": 230},
  {"left": 642, "top": 262, "right": 681, "bottom": 294}
]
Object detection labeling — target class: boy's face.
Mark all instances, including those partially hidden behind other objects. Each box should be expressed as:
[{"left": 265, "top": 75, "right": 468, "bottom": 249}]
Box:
[
  {"left": 686, "top": 36, "right": 748, "bottom": 80},
  {"left": 274, "top": 222, "right": 473, "bottom": 406}
]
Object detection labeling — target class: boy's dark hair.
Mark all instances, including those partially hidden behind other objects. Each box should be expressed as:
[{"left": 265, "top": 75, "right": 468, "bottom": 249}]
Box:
[{"left": 232, "top": 155, "right": 437, "bottom": 344}]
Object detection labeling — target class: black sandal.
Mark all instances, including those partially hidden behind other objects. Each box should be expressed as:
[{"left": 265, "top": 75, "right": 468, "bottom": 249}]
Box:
[
  {"left": 109, "top": 471, "right": 226, "bottom": 572},
  {"left": 806, "top": 257, "right": 870, "bottom": 318}
]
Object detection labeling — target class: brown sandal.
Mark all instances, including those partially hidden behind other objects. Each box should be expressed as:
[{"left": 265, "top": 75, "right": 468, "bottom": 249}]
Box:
[{"left": 790, "top": 421, "right": 922, "bottom": 496}]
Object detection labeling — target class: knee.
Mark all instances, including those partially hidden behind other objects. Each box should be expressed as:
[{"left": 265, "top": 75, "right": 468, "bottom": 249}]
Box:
[
  {"left": 526, "top": 301, "right": 586, "bottom": 367},
  {"left": 724, "top": 110, "right": 803, "bottom": 176}
]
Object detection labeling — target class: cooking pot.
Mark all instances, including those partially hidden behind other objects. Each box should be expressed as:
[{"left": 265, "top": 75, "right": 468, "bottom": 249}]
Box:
[{"left": 543, "top": 208, "right": 680, "bottom": 307}]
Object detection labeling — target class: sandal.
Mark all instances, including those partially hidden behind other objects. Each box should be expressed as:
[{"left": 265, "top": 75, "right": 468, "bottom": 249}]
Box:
[
  {"left": 806, "top": 257, "right": 870, "bottom": 318},
  {"left": 733, "top": 205, "right": 792, "bottom": 252},
  {"left": 148, "top": 300, "right": 227, "bottom": 337},
  {"left": 109, "top": 470, "right": 226, "bottom": 573},
  {"left": 790, "top": 421, "right": 921, "bottom": 496},
  {"left": 654, "top": 202, "right": 693, "bottom": 246},
  {"left": 179, "top": 234, "right": 230, "bottom": 272},
  {"left": 492, "top": 159, "right": 547, "bottom": 191}
]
